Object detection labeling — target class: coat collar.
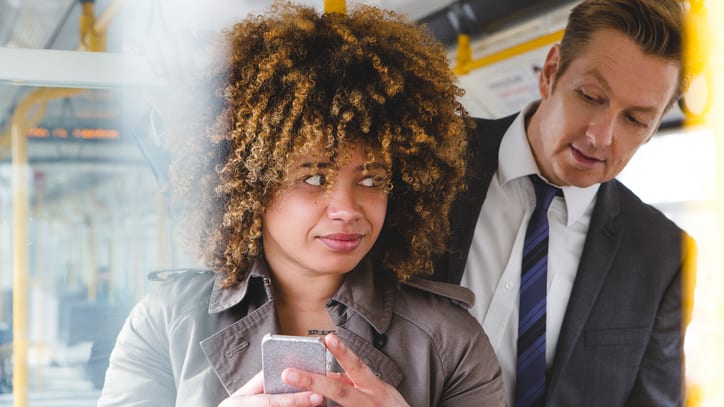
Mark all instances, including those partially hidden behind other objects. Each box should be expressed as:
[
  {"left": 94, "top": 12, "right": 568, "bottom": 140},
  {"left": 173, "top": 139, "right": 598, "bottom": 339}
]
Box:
[
  {"left": 207, "top": 256, "right": 394, "bottom": 335},
  {"left": 207, "top": 257, "right": 273, "bottom": 314},
  {"left": 200, "top": 256, "right": 402, "bottom": 394}
]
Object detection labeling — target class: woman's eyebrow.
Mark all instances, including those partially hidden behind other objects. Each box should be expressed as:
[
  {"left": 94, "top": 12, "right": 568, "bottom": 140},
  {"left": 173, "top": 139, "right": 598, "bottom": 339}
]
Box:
[
  {"left": 363, "top": 162, "right": 389, "bottom": 170},
  {"left": 299, "top": 162, "right": 332, "bottom": 169},
  {"left": 297, "top": 162, "right": 388, "bottom": 172}
]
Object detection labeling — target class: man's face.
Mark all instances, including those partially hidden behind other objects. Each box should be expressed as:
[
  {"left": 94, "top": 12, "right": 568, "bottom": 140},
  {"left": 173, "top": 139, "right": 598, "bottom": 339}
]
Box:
[{"left": 528, "top": 28, "right": 680, "bottom": 187}]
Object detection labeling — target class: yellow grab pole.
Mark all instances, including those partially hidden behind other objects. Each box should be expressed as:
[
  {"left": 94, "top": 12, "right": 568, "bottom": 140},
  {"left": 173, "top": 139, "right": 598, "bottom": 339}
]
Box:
[
  {"left": 11, "top": 108, "right": 30, "bottom": 407},
  {"left": 453, "top": 33, "right": 472, "bottom": 75},
  {"left": 4, "top": 86, "right": 81, "bottom": 407},
  {"left": 0, "top": 88, "right": 84, "bottom": 154},
  {"left": 454, "top": 30, "right": 564, "bottom": 75},
  {"left": 324, "top": 0, "right": 346, "bottom": 15},
  {"left": 80, "top": 1, "right": 107, "bottom": 52}
]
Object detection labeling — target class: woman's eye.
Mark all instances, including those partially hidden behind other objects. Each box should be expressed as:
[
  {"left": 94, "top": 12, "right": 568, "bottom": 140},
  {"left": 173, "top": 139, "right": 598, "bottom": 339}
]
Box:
[
  {"left": 359, "top": 176, "right": 376, "bottom": 187},
  {"left": 304, "top": 175, "right": 324, "bottom": 186}
]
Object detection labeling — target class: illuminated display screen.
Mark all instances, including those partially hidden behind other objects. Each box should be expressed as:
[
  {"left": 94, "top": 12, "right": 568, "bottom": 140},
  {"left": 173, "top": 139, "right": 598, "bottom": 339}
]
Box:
[{"left": 27, "top": 126, "right": 120, "bottom": 140}]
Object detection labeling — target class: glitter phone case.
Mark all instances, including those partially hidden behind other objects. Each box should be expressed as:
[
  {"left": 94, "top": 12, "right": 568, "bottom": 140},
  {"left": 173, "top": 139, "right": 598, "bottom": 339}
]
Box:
[{"left": 261, "top": 333, "right": 329, "bottom": 394}]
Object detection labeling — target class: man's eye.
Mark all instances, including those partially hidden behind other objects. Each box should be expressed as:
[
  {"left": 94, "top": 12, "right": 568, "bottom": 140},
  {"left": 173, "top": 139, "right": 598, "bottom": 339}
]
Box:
[
  {"left": 304, "top": 175, "right": 324, "bottom": 186},
  {"left": 578, "top": 90, "right": 599, "bottom": 104},
  {"left": 626, "top": 113, "right": 648, "bottom": 128}
]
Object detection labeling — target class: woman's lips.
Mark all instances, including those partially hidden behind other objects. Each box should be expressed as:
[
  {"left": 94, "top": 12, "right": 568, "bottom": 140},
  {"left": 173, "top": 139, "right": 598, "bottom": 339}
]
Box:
[{"left": 317, "top": 233, "right": 364, "bottom": 252}]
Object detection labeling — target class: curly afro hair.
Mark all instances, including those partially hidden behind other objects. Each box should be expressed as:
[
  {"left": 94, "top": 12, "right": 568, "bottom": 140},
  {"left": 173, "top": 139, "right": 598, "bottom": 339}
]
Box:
[{"left": 168, "top": 1, "right": 471, "bottom": 288}]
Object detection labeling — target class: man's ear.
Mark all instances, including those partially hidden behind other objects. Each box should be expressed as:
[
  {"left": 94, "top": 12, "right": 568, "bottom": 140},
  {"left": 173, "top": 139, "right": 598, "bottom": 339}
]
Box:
[{"left": 539, "top": 44, "right": 561, "bottom": 100}]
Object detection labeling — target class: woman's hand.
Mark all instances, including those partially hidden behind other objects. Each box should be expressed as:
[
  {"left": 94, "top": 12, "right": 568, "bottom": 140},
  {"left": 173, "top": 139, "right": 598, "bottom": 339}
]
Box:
[
  {"left": 281, "top": 334, "right": 410, "bottom": 407},
  {"left": 218, "top": 334, "right": 410, "bottom": 407},
  {"left": 217, "top": 371, "right": 324, "bottom": 407}
]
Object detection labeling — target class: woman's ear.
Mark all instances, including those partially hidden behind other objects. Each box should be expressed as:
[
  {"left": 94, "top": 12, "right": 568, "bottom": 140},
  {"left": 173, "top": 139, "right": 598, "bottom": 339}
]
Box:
[{"left": 539, "top": 44, "right": 561, "bottom": 100}]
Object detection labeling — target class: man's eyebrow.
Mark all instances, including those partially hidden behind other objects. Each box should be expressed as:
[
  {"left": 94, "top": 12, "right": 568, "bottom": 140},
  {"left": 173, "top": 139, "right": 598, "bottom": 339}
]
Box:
[{"left": 586, "top": 68, "right": 612, "bottom": 93}]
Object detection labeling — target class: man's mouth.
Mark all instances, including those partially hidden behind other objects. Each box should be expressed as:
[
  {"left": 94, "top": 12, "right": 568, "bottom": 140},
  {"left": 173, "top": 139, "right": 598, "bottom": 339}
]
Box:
[{"left": 571, "top": 145, "right": 604, "bottom": 166}]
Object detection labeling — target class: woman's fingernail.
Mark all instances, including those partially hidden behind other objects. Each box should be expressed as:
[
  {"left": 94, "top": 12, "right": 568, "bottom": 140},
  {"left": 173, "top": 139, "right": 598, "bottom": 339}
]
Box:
[
  {"left": 310, "top": 393, "right": 323, "bottom": 404},
  {"left": 327, "top": 334, "right": 339, "bottom": 348},
  {"left": 285, "top": 370, "right": 299, "bottom": 383}
]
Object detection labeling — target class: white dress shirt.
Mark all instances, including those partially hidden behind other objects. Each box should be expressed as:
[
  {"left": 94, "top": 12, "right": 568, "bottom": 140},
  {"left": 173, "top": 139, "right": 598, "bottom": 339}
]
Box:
[{"left": 461, "top": 103, "right": 600, "bottom": 406}]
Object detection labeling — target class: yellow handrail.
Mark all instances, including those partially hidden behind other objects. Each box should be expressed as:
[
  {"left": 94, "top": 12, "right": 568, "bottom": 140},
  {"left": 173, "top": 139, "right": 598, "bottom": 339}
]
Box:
[
  {"left": 453, "top": 29, "right": 563, "bottom": 75},
  {"left": 324, "top": 0, "right": 346, "bottom": 15},
  {"left": 11, "top": 104, "right": 30, "bottom": 407}
]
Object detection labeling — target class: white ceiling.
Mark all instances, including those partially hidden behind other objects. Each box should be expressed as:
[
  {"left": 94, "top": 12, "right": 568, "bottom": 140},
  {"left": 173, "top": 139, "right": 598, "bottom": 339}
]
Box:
[{"left": 134, "top": 0, "right": 453, "bottom": 31}]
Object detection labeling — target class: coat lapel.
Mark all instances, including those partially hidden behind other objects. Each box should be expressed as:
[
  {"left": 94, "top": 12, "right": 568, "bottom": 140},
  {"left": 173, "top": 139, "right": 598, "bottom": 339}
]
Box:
[
  {"left": 335, "top": 326, "right": 404, "bottom": 388},
  {"left": 547, "top": 181, "right": 623, "bottom": 399},
  {"left": 199, "top": 260, "right": 280, "bottom": 395},
  {"left": 200, "top": 300, "right": 279, "bottom": 395},
  {"left": 328, "top": 262, "right": 403, "bottom": 387}
]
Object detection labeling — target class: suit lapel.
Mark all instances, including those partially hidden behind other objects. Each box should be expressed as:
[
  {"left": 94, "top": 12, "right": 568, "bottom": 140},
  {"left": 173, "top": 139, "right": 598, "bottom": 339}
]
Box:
[
  {"left": 436, "top": 115, "right": 514, "bottom": 283},
  {"left": 547, "top": 181, "right": 623, "bottom": 399}
]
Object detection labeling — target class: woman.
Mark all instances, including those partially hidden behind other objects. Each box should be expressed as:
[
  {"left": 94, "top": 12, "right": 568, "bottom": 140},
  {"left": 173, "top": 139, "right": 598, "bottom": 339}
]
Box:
[{"left": 99, "top": 2, "right": 504, "bottom": 406}]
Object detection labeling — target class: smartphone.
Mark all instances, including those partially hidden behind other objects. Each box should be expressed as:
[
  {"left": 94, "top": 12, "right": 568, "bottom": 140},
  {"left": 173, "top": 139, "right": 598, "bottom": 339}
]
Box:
[{"left": 261, "top": 333, "right": 329, "bottom": 394}]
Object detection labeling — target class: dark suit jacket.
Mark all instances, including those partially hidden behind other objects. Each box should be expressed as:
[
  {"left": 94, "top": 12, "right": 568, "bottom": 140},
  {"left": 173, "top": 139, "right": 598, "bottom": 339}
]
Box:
[{"left": 433, "top": 115, "right": 693, "bottom": 406}]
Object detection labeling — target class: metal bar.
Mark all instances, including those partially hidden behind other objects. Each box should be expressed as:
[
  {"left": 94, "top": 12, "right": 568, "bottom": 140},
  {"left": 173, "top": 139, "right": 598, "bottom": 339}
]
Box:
[
  {"left": 0, "top": 47, "right": 165, "bottom": 89},
  {"left": 11, "top": 105, "right": 30, "bottom": 407},
  {"left": 324, "top": 0, "right": 346, "bottom": 14},
  {"left": 454, "top": 30, "right": 564, "bottom": 75},
  {"left": 94, "top": 0, "right": 129, "bottom": 35}
]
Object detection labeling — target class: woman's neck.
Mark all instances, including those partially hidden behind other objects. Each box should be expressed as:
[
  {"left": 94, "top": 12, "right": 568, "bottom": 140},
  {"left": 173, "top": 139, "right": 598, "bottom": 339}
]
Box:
[{"left": 268, "top": 264, "right": 344, "bottom": 336}]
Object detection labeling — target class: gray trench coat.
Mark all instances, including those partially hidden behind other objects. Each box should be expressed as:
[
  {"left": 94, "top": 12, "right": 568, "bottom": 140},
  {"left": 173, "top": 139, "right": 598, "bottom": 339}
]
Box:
[{"left": 98, "top": 258, "right": 505, "bottom": 406}]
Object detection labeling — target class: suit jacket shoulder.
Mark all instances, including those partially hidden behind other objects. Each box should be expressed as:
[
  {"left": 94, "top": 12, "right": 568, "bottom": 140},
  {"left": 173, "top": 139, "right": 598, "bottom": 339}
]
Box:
[{"left": 432, "top": 114, "right": 516, "bottom": 283}]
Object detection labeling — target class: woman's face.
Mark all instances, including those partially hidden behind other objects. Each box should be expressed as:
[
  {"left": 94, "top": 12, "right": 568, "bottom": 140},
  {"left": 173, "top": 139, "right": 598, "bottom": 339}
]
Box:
[{"left": 262, "top": 142, "right": 388, "bottom": 279}]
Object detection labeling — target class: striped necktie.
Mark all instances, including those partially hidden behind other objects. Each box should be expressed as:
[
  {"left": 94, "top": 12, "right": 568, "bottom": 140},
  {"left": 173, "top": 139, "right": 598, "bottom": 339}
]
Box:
[{"left": 515, "top": 175, "right": 561, "bottom": 407}]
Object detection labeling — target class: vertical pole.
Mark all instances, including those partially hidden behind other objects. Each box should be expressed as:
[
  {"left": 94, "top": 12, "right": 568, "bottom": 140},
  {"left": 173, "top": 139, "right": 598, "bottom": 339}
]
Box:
[
  {"left": 11, "top": 120, "right": 29, "bottom": 407},
  {"left": 324, "top": 0, "right": 346, "bottom": 15},
  {"left": 156, "top": 191, "right": 167, "bottom": 270},
  {"left": 88, "top": 218, "right": 97, "bottom": 302},
  {"left": 707, "top": 1, "right": 724, "bottom": 405}
]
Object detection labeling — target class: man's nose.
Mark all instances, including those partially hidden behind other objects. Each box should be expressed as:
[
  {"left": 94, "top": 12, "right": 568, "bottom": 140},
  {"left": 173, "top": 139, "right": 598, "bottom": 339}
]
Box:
[{"left": 586, "top": 112, "right": 615, "bottom": 148}]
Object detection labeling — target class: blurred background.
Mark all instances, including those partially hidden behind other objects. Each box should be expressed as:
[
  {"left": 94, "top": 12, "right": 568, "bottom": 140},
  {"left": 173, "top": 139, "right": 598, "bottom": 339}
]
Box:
[{"left": 0, "top": 0, "right": 721, "bottom": 405}]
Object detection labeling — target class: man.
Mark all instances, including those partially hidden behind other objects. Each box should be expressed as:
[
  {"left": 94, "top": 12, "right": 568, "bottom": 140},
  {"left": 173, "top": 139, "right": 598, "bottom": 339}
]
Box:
[{"left": 433, "top": 0, "right": 696, "bottom": 406}]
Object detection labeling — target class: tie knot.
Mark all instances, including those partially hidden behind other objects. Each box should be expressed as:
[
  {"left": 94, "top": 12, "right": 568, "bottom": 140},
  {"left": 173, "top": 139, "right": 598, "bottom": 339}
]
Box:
[{"left": 529, "top": 174, "right": 561, "bottom": 211}]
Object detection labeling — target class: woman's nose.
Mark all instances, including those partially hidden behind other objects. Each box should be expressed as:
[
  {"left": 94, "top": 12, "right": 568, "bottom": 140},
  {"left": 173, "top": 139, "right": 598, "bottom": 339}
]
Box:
[{"left": 326, "top": 185, "right": 362, "bottom": 223}]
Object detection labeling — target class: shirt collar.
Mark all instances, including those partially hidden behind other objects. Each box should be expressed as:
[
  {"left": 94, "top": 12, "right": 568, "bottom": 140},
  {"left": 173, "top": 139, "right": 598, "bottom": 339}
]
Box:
[{"left": 498, "top": 101, "right": 600, "bottom": 227}]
